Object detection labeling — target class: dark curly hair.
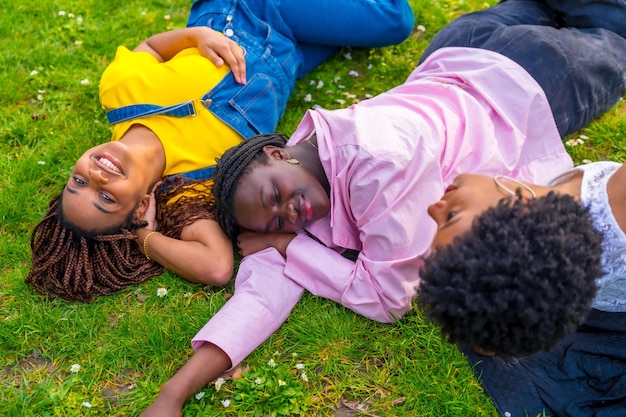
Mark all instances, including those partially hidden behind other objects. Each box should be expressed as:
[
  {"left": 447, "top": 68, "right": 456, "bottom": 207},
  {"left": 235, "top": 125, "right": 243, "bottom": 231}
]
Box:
[
  {"left": 418, "top": 191, "right": 603, "bottom": 357},
  {"left": 26, "top": 174, "right": 216, "bottom": 302},
  {"left": 212, "top": 133, "right": 288, "bottom": 241}
]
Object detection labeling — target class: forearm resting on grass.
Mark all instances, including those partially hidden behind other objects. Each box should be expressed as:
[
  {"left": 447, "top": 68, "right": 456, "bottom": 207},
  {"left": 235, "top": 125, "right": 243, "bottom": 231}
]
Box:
[
  {"left": 138, "top": 343, "right": 231, "bottom": 417},
  {"left": 133, "top": 26, "right": 246, "bottom": 83},
  {"left": 137, "top": 219, "right": 234, "bottom": 286}
]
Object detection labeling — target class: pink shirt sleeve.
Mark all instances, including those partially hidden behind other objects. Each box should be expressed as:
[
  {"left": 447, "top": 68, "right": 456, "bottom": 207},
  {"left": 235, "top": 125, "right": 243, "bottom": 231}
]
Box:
[{"left": 192, "top": 248, "right": 304, "bottom": 369}]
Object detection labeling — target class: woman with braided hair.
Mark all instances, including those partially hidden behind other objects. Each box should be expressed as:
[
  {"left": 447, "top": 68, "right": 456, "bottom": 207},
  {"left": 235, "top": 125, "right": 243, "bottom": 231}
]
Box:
[
  {"left": 26, "top": 0, "right": 416, "bottom": 303},
  {"left": 138, "top": 0, "right": 626, "bottom": 414}
]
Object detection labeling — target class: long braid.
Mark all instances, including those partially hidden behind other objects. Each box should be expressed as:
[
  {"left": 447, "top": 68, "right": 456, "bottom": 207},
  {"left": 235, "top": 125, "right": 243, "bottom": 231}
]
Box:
[
  {"left": 26, "top": 195, "right": 163, "bottom": 302},
  {"left": 212, "top": 133, "right": 288, "bottom": 241}
]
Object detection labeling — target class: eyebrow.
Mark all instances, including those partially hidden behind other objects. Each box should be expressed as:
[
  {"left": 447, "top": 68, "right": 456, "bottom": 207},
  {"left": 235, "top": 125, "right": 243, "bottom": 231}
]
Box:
[{"left": 65, "top": 185, "right": 114, "bottom": 214}]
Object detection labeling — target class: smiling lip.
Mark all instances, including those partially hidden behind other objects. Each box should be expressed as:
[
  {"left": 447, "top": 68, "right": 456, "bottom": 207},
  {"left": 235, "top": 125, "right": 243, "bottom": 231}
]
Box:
[
  {"left": 444, "top": 184, "right": 457, "bottom": 195},
  {"left": 94, "top": 153, "right": 124, "bottom": 175},
  {"left": 299, "top": 195, "right": 313, "bottom": 225}
]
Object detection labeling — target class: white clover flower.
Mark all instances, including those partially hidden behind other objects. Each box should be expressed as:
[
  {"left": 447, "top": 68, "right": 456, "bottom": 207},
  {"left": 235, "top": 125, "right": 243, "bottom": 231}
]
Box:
[
  {"left": 195, "top": 391, "right": 205, "bottom": 400},
  {"left": 267, "top": 358, "right": 276, "bottom": 367},
  {"left": 214, "top": 377, "right": 225, "bottom": 391},
  {"left": 303, "top": 94, "right": 312, "bottom": 103},
  {"left": 295, "top": 363, "right": 305, "bottom": 370},
  {"left": 58, "top": 11, "right": 66, "bottom": 16},
  {"left": 221, "top": 399, "right": 231, "bottom": 407},
  {"left": 70, "top": 363, "right": 81, "bottom": 373},
  {"left": 417, "top": 24, "right": 426, "bottom": 32},
  {"left": 278, "top": 379, "right": 286, "bottom": 386},
  {"left": 254, "top": 377, "right": 262, "bottom": 385},
  {"left": 37, "top": 161, "right": 46, "bottom": 165},
  {"left": 316, "top": 80, "right": 324, "bottom": 89},
  {"left": 164, "top": 14, "right": 171, "bottom": 20},
  {"left": 82, "top": 402, "right": 92, "bottom": 408},
  {"left": 343, "top": 52, "right": 352, "bottom": 60},
  {"left": 348, "top": 70, "right": 359, "bottom": 78},
  {"left": 156, "top": 287, "right": 168, "bottom": 297},
  {"left": 30, "top": 70, "right": 39, "bottom": 76},
  {"left": 81, "top": 78, "right": 90, "bottom": 85},
  {"left": 301, "top": 372, "right": 308, "bottom": 382}
]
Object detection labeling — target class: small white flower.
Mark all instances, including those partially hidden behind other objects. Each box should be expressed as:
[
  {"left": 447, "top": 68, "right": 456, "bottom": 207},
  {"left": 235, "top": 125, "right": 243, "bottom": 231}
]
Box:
[
  {"left": 278, "top": 379, "right": 286, "bottom": 386},
  {"left": 38, "top": 89, "right": 46, "bottom": 94},
  {"left": 309, "top": 80, "right": 315, "bottom": 85},
  {"left": 68, "top": 12, "right": 75, "bottom": 18},
  {"left": 82, "top": 402, "right": 92, "bottom": 408},
  {"left": 303, "top": 94, "right": 312, "bottom": 103},
  {"left": 156, "top": 287, "right": 168, "bottom": 297},
  {"left": 576, "top": 138, "right": 584, "bottom": 145},
  {"left": 37, "top": 94, "right": 44, "bottom": 101},
  {"left": 291, "top": 352, "right": 298, "bottom": 358},
  {"left": 364, "top": 94, "right": 373, "bottom": 99},
  {"left": 578, "top": 135, "right": 588, "bottom": 140},
  {"left": 70, "top": 363, "right": 81, "bottom": 373},
  {"left": 343, "top": 52, "right": 352, "bottom": 60},
  {"left": 58, "top": 11, "right": 66, "bottom": 16},
  {"left": 37, "top": 161, "right": 46, "bottom": 165},
  {"left": 367, "top": 63, "right": 373, "bottom": 70},
  {"left": 221, "top": 399, "right": 231, "bottom": 407},
  {"left": 195, "top": 391, "right": 205, "bottom": 400},
  {"left": 565, "top": 139, "right": 578, "bottom": 147},
  {"left": 333, "top": 76, "right": 341, "bottom": 84},
  {"left": 74, "top": 40, "right": 83, "bottom": 46},
  {"left": 582, "top": 159, "right": 592, "bottom": 164},
  {"left": 295, "top": 363, "right": 305, "bottom": 370},
  {"left": 141, "top": 11, "right": 147, "bottom": 16},
  {"left": 267, "top": 358, "right": 276, "bottom": 367},
  {"left": 417, "top": 24, "right": 426, "bottom": 32},
  {"left": 164, "top": 14, "right": 171, "bottom": 20},
  {"left": 254, "top": 377, "right": 262, "bottom": 385},
  {"left": 316, "top": 80, "right": 324, "bottom": 89},
  {"left": 76, "top": 16, "right": 83, "bottom": 24},
  {"left": 348, "top": 70, "right": 359, "bottom": 78},
  {"left": 338, "top": 84, "right": 345, "bottom": 89},
  {"left": 301, "top": 372, "right": 308, "bottom": 382},
  {"left": 336, "top": 99, "right": 346, "bottom": 105},
  {"left": 214, "top": 377, "right": 225, "bottom": 391},
  {"left": 80, "top": 78, "right": 90, "bottom": 85},
  {"left": 30, "top": 70, "right": 39, "bottom": 76}
]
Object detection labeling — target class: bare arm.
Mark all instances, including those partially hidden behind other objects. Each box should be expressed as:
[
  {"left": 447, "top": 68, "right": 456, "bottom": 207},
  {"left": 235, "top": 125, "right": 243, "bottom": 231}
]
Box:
[
  {"left": 137, "top": 219, "right": 234, "bottom": 286},
  {"left": 138, "top": 343, "right": 231, "bottom": 417},
  {"left": 134, "top": 26, "right": 246, "bottom": 84}
]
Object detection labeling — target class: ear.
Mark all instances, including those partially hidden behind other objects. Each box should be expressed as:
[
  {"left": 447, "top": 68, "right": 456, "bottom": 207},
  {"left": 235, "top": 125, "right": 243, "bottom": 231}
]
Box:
[
  {"left": 262, "top": 145, "right": 291, "bottom": 161},
  {"left": 134, "top": 194, "right": 151, "bottom": 220}
]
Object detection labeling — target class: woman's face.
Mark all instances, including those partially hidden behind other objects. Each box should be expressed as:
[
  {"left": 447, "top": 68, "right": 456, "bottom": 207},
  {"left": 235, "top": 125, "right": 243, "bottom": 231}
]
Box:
[
  {"left": 233, "top": 148, "right": 330, "bottom": 233},
  {"left": 428, "top": 174, "right": 510, "bottom": 249},
  {"left": 61, "top": 141, "right": 151, "bottom": 233}
]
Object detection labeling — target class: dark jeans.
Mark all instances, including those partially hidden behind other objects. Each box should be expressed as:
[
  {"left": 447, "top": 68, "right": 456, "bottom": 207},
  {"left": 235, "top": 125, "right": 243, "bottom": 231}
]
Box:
[{"left": 421, "top": 0, "right": 626, "bottom": 136}]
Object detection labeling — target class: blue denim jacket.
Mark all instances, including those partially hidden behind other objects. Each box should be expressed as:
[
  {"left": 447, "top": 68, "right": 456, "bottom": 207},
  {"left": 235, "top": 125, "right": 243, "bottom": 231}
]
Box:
[{"left": 107, "top": 0, "right": 301, "bottom": 139}]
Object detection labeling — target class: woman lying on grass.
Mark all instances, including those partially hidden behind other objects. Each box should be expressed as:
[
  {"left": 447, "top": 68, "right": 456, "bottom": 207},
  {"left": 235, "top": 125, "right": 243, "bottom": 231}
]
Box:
[{"left": 25, "top": 0, "right": 415, "bottom": 302}]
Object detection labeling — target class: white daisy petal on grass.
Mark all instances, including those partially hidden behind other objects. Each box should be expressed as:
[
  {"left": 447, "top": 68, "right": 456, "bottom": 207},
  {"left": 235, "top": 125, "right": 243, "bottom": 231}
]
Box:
[
  {"left": 58, "top": 10, "right": 66, "bottom": 16},
  {"left": 70, "top": 363, "right": 81, "bottom": 373},
  {"left": 278, "top": 379, "right": 286, "bottom": 386},
  {"left": 267, "top": 358, "right": 276, "bottom": 367},
  {"left": 30, "top": 70, "right": 39, "bottom": 76},
  {"left": 195, "top": 391, "right": 205, "bottom": 400},
  {"left": 303, "top": 94, "right": 312, "bottom": 103},
  {"left": 82, "top": 402, "right": 92, "bottom": 408},
  {"left": 301, "top": 372, "right": 308, "bottom": 382},
  {"left": 156, "top": 287, "right": 168, "bottom": 297},
  {"left": 81, "top": 79, "right": 90, "bottom": 85},
  {"left": 348, "top": 70, "right": 359, "bottom": 78},
  {"left": 254, "top": 377, "right": 262, "bottom": 385},
  {"left": 214, "top": 377, "right": 225, "bottom": 391},
  {"left": 221, "top": 399, "right": 231, "bottom": 407},
  {"left": 295, "top": 363, "right": 305, "bottom": 370},
  {"left": 164, "top": 14, "right": 171, "bottom": 20},
  {"left": 37, "top": 161, "right": 46, "bottom": 165},
  {"left": 417, "top": 24, "right": 426, "bottom": 32}
]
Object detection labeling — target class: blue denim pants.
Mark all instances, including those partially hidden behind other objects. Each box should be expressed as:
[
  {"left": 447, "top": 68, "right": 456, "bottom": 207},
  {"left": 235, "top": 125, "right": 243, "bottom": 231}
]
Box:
[{"left": 420, "top": 0, "right": 626, "bottom": 136}]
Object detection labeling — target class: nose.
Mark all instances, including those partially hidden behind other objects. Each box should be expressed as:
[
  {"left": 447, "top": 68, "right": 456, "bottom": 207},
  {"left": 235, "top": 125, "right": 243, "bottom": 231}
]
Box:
[
  {"left": 282, "top": 200, "right": 298, "bottom": 224},
  {"left": 427, "top": 200, "right": 448, "bottom": 226},
  {"left": 89, "top": 168, "right": 109, "bottom": 185}
]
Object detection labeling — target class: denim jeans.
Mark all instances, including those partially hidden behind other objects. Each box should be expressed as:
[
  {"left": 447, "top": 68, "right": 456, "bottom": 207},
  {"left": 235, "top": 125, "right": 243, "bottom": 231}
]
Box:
[
  {"left": 420, "top": 0, "right": 626, "bottom": 136},
  {"left": 184, "top": 0, "right": 414, "bottom": 137}
]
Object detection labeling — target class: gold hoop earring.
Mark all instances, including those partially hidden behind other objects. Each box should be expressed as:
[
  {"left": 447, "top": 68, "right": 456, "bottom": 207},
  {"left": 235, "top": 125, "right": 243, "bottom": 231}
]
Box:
[
  {"left": 286, "top": 158, "right": 300, "bottom": 165},
  {"left": 493, "top": 175, "right": 536, "bottom": 198}
]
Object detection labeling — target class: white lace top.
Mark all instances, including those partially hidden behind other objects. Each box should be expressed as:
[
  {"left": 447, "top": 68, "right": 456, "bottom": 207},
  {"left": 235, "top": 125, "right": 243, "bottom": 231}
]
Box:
[{"left": 549, "top": 161, "right": 626, "bottom": 312}]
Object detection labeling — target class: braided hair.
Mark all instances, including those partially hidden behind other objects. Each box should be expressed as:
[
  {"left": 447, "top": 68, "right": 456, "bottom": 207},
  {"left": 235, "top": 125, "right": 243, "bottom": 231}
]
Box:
[
  {"left": 418, "top": 192, "right": 603, "bottom": 357},
  {"left": 27, "top": 175, "right": 217, "bottom": 302},
  {"left": 212, "top": 133, "right": 288, "bottom": 241}
]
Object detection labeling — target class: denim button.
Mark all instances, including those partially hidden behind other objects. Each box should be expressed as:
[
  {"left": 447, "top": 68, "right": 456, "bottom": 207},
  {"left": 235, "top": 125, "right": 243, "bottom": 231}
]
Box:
[{"left": 225, "top": 28, "right": 234, "bottom": 37}]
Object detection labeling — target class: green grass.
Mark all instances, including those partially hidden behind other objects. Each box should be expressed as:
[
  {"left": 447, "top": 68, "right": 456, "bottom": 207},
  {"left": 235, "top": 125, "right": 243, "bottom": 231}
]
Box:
[{"left": 1, "top": 0, "right": 624, "bottom": 416}]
